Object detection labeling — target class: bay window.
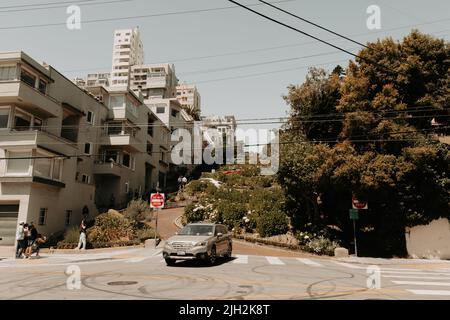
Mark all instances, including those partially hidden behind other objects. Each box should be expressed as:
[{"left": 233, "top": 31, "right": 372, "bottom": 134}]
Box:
[
  {"left": 0, "top": 107, "right": 9, "bottom": 128},
  {"left": 0, "top": 65, "right": 17, "bottom": 81},
  {"left": 6, "top": 151, "right": 31, "bottom": 175}
]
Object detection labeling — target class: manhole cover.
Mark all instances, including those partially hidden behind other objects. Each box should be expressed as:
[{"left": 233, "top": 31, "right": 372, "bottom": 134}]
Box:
[{"left": 107, "top": 281, "right": 138, "bottom": 286}]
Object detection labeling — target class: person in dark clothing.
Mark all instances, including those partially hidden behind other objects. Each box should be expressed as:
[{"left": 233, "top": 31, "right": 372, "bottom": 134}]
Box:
[{"left": 25, "top": 223, "right": 38, "bottom": 258}]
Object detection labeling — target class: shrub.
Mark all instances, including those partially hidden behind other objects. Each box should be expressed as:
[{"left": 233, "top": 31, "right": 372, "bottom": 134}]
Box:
[
  {"left": 87, "top": 210, "right": 135, "bottom": 243},
  {"left": 136, "top": 227, "right": 157, "bottom": 241},
  {"left": 186, "top": 180, "right": 210, "bottom": 194},
  {"left": 184, "top": 203, "right": 208, "bottom": 223},
  {"left": 63, "top": 226, "right": 81, "bottom": 244},
  {"left": 255, "top": 210, "right": 289, "bottom": 237},
  {"left": 216, "top": 201, "right": 247, "bottom": 229},
  {"left": 123, "top": 199, "right": 152, "bottom": 223},
  {"left": 303, "top": 235, "right": 340, "bottom": 256}
]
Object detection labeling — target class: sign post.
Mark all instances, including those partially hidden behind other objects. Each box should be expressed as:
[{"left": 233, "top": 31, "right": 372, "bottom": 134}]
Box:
[
  {"left": 349, "top": 208, "right": 359, "bottom": 257},
  {"left": 150, "top": 193, "right": 165, "bottom": 248}
]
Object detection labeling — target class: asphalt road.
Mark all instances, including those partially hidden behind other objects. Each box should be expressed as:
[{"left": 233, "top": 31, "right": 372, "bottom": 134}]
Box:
[
  {"left": 2, "top": 207, "right": 450, "bottom": 300},
  {"left": 2, "top": 247, "right": 450, "bottom": 300},
  {"left": 150, "top": 207, "right": 313, "bottom": 258}
]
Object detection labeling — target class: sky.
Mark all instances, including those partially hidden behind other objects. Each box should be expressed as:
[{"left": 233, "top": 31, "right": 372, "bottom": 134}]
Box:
[{"left": 1, "top": 0, "right": 449, "bottom": 130}]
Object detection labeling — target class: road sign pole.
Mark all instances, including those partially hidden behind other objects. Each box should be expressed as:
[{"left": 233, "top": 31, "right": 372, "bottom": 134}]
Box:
[
  {"left": 353, "top": 219, "right": 358, "bottom": 257},
  {"left": 154, "top": 208, "right": 159, "bottom": 248}
]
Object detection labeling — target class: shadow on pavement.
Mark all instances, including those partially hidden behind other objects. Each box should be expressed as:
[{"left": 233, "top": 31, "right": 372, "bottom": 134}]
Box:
[{"left": 166, "top": 257, "right": 236, "bottom": 268}]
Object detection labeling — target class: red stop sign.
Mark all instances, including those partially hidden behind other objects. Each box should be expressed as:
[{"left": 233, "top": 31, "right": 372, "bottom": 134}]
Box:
[
  {"left": 352, "top": 196, "right": 368, "bottom": 210},
  {"left": 150, "top": 193, "right": 165, "bottom": 209}
]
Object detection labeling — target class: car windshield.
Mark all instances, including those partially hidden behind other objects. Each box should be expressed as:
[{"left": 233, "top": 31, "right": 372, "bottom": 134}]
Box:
[{"left": 179, "top": 225, "right": 214, "bottom": 236}]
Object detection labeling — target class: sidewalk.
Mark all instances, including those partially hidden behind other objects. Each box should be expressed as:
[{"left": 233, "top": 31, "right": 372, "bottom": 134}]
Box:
[{"left": 0, "top": 246, "right": 15, "bottom": 259}]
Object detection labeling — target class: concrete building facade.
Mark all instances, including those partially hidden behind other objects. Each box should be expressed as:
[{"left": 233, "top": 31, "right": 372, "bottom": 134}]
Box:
[
  {"left": 0, "top": 52, "right": 168, "bottom": 246},
  {"left": 176, "top": 84, "right": 201, "bottom": 115},
  {"left": 111, "top": 28, "right": 144, "bottom": 87}
]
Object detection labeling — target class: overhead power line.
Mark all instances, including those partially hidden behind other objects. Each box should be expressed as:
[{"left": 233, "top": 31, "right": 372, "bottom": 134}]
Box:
[
  {"left": 227, "top": 0, "right": 394, "bottom": 75},
  {"left": 257, "top": 0, "right": 371, "bottom": 50},
  {"left": 0, "top": 0, "right": 134, "bottom": 13},
  {"left": 0, "top": 0, "right": 295, "bottom": 30}
]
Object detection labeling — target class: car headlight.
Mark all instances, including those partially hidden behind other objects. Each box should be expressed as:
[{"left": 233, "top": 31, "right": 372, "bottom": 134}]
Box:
[
  {"left": 194, "top": 241, "right": 207, "bottom": 247},
  {"left": 165, "top": 242, "right": 173, "bottom": 247}
]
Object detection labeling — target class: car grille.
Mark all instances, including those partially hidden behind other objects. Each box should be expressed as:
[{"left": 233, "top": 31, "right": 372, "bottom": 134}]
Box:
[{"left": 171, "top": 242, "right": 193, "bottom": 251}]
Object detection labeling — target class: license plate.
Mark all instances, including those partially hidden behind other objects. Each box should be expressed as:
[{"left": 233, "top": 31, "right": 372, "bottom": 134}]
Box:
[{"left": 177, "top": 251, "right": 186, "bottom": 256}]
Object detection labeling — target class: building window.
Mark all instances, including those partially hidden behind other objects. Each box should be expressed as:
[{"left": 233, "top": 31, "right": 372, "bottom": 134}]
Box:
[
  {"left": 38, "top": 208, "right": 47, "bottom": 226},
  {"left": 147, "top": 116, "right": 154, "bottom": 136},
  {"left": 84, "top": 143, "right": 92, "bottom": 155},
  {"left": 81, "top": 174, "right": 90, "bottom": 184},
  {"left": 20, "top": 69, "right": 36, "bottom": 88},
  {"left": 122, "top": 152, "right": 130, "bottom": 168},
  {"left": 6, "top": 151, "right": 31, "bottom": 175},
  {"left": 125, "top": 182, "right": 130, "bottom": 194},
  {"left": 0, "top": 66, "right": 17, "bottom": 81},
  {"left": 65, "top": 210, "right": 72, "bottom": 226},
  {"left": 0, "top": 107, "right": 10, "bottom": 128},
  {"left": 147, "top": 142, "right": 153, "bottom": 155},
  {"left": 86, "top": 111, "right": 94, "bottom": 124},
  {"left": 156, "top": 107, "right": 165, "bottom": 114},
  {"left": 38, "top": 79, "right": 47, "bottom": 94},
  {"left": 171, "top": 109, "right": 179, "bottom": 117},
  {"left": 14, "top": 109, "right": 31, "bottom": 131}
]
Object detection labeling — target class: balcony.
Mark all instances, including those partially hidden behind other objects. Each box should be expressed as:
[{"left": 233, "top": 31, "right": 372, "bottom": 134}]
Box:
[
  {"left": 0, "top": 81, "right": 60, "bottom": 118},
  {"left": 93, "top": 161, "right": 122, "bottom": 177},
  {"left": 0, "top": 129, "right": 77, "bottom": 155},
  {"left": 100, "top": 130, "right": 142, "bottom": 152}
]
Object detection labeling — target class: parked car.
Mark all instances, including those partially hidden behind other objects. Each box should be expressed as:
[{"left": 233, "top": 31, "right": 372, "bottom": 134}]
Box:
[{"left": 162, "top": 223, "right": 232, "bottom": 266}]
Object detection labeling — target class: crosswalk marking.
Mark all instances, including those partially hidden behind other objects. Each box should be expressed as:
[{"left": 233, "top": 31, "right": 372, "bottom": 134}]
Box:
[
  {"left": 393, "top": 280, "right": 450, "bottom": 286},
  {"left": 265, "top": 256, "right": 285, "bottom": 265},
  {"left": 407, "top": 289, "right": 450, "bottom": 296},
  {"left": 383, "top": 275, "right": 450, "bottom": 280},
  {"left": 380, "top": 270, "right": 450, "bottom": 275},
  {"left": 296, "top": 258, "right": 322, "bottom": 267},
  {"left": 332, "top": 261, "right": 363, "bottom": 269},
  {"left": 233, "top": 255, "right": 248, "bottom": 264},
  {"left": 152, "top": 249, "right": 163, "bottom": 256}
]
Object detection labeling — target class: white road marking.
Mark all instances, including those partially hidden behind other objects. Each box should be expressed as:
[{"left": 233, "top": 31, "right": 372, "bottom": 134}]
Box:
[
  {"left": 265, "top": 256, "right": 285, "bottom": 265},
  {"left": 393, "top": 280, "right": 450, "bottom": 286},
  {"left": 296, "top": 258, "right": 323, "bottom": 267},
  {"left": 380, "top": 270, "right": 450, "bottom": 275},
  {"left": 383, "top": 275, "right": 450, "bottom": 280},
  {"left": 233, "top": 255, "right": 248, "bottom": 264},
  {"left": 332, "top": 261, "right": 363, "bottom": 269},
  {"left": 407, "top": 289, "right": 450, "bottom": 296},
  {"left": 152, "top": 249, "right": 163, "bottom": 256}
]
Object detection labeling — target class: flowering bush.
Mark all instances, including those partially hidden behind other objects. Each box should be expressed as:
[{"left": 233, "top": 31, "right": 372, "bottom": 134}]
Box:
[{"left": 302, "top": 235, "right": 340, "bottom": 256}]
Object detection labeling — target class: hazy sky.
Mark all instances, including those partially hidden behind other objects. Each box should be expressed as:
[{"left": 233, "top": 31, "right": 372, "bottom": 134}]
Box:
[{"left": 1, "top": 0, "right": 449, "bottom": 128}]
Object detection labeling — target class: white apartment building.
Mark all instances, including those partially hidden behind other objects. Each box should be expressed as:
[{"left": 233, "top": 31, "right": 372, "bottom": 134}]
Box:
[
  {"left": 85, "top": 72, "right": 111, "bottom": 87},
  {"left": 201, "top": 115, "right": 237, "bottom": 141},
  {"left": 130, "top": 64, "right": 178, "bottom": 100},
  {"left": 176, "top": 84, "right": 201, "bottom": 114},
  {"left": 0, "top": 52, "right": 167, "bottom": 246},
  {"left": 111, "top": 28, "right": 144, "bottom": 87}
]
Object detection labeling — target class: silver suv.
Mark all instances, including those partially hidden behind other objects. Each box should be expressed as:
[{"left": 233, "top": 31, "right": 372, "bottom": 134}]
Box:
[{"left": 162, "top": 223, "right": 232, "bottom": 266}]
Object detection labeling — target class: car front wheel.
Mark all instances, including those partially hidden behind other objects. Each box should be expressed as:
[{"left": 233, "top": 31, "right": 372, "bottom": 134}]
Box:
[
  {"left": 208, "top": 246, "right": 217, "bottom": 265},
  {"left": 224, "top": 243, "right": 232, "bottom": 259},
  {"left": 165, "top": 258, "right": 176, "bottom": 266}
]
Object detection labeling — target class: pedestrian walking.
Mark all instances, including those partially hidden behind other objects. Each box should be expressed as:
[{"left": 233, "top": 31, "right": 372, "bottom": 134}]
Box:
[
  {"left": 76, "top": 218, "right": 87, "bottom": 250},
  {"left": 29, "top": 234, "right": 47, "bottom": 258},
  {"left": 25, "top": 223, "right": 38, "bottom": 259},
  {"left": 15, "top": 221, "right": 25, "bottom": 259}
]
